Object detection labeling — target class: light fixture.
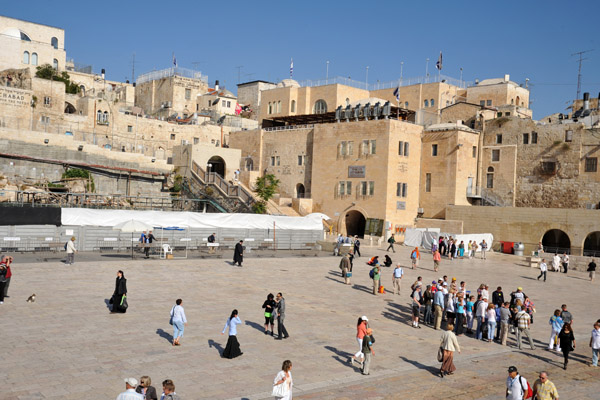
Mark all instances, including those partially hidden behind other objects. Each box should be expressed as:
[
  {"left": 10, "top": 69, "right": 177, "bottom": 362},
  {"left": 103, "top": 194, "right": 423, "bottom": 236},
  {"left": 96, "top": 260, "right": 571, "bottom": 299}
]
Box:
[
  {"left": 78, "top": 145, "right": 84, "bottom": 151},
  {"left": 44, "top": 139, "right": 49, "bottom": 144},
  {"left": 151, "top": 158, "right": 156, "bottom": 163}
]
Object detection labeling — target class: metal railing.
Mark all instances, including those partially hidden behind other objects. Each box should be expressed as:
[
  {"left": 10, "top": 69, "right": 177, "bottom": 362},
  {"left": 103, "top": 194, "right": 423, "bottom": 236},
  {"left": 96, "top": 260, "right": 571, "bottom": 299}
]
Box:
[
  {"left": 190, "top": 161, "right": 254, "bottom": 205},
  {"left": 263, "top": 124, "right": 314, "bottom": 132},
  {"left": 467, "top": 186, "right": 505, "bottom": 207},
  {"left": 290, "top": 74, "right": 469, "bottom": 91},
  {"left": 137, "top": 67, "right": 207, "bottom": 84}
]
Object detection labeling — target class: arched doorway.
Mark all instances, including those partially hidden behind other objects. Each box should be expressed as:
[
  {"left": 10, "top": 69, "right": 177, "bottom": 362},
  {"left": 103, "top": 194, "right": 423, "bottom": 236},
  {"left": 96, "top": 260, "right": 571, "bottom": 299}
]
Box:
[
  {"left": 208, "top": 156, "right": 226, "bottom": 178},
  {"left": 516, "top": 96, "right": 521, "bottom": 106},
  {"left": 296, "top": 183, "right": 305, "bottom": 198},
  {"left": 345, "top": 210, "right": 366, "bottom": 238},
  {"left": 583, "top": 231, "right": 600, "bottom": 256},
  {"left": 64, "top": 102, "right": 76, "bottom": 114},
  {"left": 541, "top": 229, "right": 571, "bottom": 254}
]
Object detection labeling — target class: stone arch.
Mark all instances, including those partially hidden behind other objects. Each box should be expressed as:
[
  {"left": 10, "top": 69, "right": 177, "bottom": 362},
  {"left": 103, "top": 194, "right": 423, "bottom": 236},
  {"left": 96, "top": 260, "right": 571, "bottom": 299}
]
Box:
[
  {"left": 541, "top": 229, "right": 571, "bottom": 254},
  {"left": 64, "top": 102, "right": 76, "bottom": 114},
  {"left": 245, "top": 157, "right": 254, "bottom": 171},
  {"left": 51, "top": 37, "right": 58, "bottom": 49},
  {"left": 344, "top": 210, "right": 367, "bottom": 238},
  {"left": 583, "top": 231, "right": 600, "bottom": 256},
  {"left": 295, "top": 183, "right": 305, "bottom": 198},
  {"left": 313, "top": 99, "right": 327, "bottom": 114},
  {"left": 516, "top": 96, "right": 520, "bottom": 107},
  {"left": 208, "top": 155, "right": 226, "bottom": 178}
]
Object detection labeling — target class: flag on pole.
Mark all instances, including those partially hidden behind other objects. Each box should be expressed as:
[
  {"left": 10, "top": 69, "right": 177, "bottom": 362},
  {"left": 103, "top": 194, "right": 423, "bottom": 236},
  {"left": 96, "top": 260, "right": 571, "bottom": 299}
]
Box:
[
  {"left": 172, "top": 53, "right": 177, "bottom": 67},
  {"left": 290, "top": 58, "right": 293, "bottom": 78},
  {"left": 393, "top": 86, "right": 400, "bottom": 101},
  {"left": 235, "top": 103, "right": 242, "bottom": 115},
  {"left": 436, "top": 52, "right": 442, "bottom": 71}
]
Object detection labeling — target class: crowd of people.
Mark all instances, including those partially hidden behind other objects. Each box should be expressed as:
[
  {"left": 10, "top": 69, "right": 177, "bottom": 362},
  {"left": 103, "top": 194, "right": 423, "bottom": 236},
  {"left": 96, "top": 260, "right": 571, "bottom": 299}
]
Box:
[{"left": 115, "top": 376, "right": 180, "bottom": 400}]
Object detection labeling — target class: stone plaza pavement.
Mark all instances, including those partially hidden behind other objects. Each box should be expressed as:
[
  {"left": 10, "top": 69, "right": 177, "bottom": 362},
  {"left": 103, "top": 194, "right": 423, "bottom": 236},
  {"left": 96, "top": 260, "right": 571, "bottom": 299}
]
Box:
[{"left": 1, "top": 246, "right": 599, "bottom": 399}]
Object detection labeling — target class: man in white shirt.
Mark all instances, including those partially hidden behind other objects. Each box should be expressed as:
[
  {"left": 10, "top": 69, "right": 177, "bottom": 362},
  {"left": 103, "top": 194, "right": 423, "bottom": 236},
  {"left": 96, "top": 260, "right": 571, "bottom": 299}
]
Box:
[
  {"left": 552, "top": 254, "right": 561, "bottom": 272},
  {"left": 590, "top": 322, "right": 600, "bottom": 367},
  {"left": 506, "top": 366, "right": 528, "bottom": 400},
  {"left": 392, "top": 264, "right": 403, "bottom": 295},
  {"left": 476, "top": 298, "right": 488, "bottom": 340},
  {"left": 481, "top": 285, "right": 490, "bottom": 301},
  {"left": 537, "top": 259, "right": 548, "bottom": 282},
  {"left": 561, "top": 253, "right": 569, "bottom": 274},
  {"left": 116, "top": 378, "right": 144, "bottom": 400}
]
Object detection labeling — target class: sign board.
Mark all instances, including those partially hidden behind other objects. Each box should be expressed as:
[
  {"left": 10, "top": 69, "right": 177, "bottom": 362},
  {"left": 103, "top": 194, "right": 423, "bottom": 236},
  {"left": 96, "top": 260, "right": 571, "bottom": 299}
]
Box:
[
  {"left": 45, "top": 237, "right": 54, "bottom": 241},
  {"left": 244, "top": 238, "right": 255, "bottom": 242},
  {"left": 348, "top": 165, "right": 366, "bottom": 178},
  {"left": 3, "top": 237, "right": 20, "bottom": 241},
  {"left": 396, "top": 201, "right": 406, "bottom": 210},
  {"left": 364, "top": 218, "right": 384, "bottom": 236},
  {"left": 65, "top": 229, "right": 74, "bottom": 235},
  {"left": 0, "top": 87, "right": 31, "bottom": 107},
  {"left": 264, "top": 238, "right": 274, "bottom": 242},
  {"left": 207, "top": 243, "right": 220, "bottom": 247},
  {"left": 103, "top": 238, "right": 118, "bottom": 241},
  {"left": 180, "top": 238, "right": 192, "bottom": 241}
]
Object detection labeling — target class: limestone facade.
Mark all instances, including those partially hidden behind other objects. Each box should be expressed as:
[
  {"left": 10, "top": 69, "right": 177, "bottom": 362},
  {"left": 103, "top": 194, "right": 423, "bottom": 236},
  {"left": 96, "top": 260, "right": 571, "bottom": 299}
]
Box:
[
  {"left": 0, "top": 16, "right": 66, "bottom": 75},
  {"left": 236, "top": 80, "right": 276, "bottom": 120}
]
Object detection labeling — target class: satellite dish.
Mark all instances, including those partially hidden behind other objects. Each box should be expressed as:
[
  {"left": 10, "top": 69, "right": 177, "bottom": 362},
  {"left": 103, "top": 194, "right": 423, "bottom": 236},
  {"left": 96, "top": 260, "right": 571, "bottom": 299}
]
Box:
[
  {"left": 217, "top": 116, "right": 226, "bottom": 124},
  {"left": 212, "top": 98, "right": 220, "bottom": 106}
]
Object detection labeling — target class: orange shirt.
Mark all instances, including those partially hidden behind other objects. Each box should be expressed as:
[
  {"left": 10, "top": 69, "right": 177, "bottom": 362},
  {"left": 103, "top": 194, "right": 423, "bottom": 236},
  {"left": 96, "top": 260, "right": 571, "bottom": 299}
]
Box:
[{"left": 356, "top": 322, "right": 367, "bottom": 339}]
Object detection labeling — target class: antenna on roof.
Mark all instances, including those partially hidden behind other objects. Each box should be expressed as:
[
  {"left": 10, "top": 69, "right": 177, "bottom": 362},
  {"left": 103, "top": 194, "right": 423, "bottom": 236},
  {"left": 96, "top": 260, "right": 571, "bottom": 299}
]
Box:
[{"left": 572, "top": 49, "right": 593, "bottom": 100}]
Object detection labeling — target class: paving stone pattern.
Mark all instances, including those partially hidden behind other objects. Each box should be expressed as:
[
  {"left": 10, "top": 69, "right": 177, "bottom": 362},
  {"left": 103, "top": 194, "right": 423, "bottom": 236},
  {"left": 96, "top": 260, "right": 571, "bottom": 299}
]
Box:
[{"left": 1, "top": 247, "right": 599, "bottom": 399}]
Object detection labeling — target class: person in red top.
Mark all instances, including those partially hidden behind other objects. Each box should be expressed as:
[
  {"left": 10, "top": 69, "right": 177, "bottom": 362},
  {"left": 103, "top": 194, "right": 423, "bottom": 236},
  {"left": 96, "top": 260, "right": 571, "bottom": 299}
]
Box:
[
  {"left": 349, "top": 316, "right": 368, "bottom": 366},
  {"left": 0, "top": 255, "right": 12, "bottom": 299},
  {"left": 411, "top": 247, "right": 420, "bottom": 269}
]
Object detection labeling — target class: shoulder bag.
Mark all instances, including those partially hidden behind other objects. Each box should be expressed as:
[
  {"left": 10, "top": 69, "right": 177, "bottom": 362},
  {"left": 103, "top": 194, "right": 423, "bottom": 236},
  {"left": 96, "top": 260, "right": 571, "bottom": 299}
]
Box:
[
  {"left": 272, "top": 377, "right": 289, "bottom": 398},
  {"left": 437, "top": 346, "right": 444, "bottom": 362}
]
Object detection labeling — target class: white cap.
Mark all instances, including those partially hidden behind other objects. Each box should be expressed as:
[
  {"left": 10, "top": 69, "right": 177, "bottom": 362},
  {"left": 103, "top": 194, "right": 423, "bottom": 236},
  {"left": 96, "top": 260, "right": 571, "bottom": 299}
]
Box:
[
  {"left": 361, "top": 315, "right": 368, "bottom": 321},
  {"left": 124, "top": 378, "right": 138, "bottom": 387}
]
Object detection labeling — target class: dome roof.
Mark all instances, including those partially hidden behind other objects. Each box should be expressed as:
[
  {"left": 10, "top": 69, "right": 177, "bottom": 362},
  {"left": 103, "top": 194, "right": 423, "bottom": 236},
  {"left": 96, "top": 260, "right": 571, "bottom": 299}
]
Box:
[
  {"left": 1, "top": 28, "right": 31, "bottom": 41},
  {"left": 277, "top": 79, "right": 300, "bottom": 88}
]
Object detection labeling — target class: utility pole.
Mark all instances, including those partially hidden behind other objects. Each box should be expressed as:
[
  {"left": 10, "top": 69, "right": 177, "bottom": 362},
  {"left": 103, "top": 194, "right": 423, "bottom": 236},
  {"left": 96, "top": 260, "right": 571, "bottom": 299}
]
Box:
[
  {"left": 235, "top": 65, "right": 243, "bottom": 83},
  {"left": 365, "top": 66, "right": 369, "bottom": 88},
  {"left": 572, "top": 49, "right": 593, "bottom": 100},
  {"left": 131, "top": 52, "right": 136, "bottom": 83}
]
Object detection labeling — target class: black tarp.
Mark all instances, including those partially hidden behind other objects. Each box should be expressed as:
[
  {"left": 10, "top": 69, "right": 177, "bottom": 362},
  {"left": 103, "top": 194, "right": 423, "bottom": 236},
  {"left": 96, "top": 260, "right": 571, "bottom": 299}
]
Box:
[{"left": 0, "top": 206, "right": 61, "bottom": 226}]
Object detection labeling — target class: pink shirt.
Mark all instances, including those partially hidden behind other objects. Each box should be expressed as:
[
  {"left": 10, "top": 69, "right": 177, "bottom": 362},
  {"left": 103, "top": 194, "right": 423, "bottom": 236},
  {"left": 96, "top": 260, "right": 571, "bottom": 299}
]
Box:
[
  {"left": 356, "top": 322, "right": 367, "bottom": 339},
  {"left": 433, "top": 252, "right": 441, "bottom": 261}
]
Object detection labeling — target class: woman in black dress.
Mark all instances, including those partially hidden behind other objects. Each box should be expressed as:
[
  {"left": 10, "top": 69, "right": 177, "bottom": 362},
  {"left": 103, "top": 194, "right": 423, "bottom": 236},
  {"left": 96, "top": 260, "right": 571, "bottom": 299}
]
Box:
[
  {"left": 262, "top": 293, "right": 276, "bottom": 336},
  {"left": 221, "top": 309, "right": 243, "bottom": 359},
  {"left": 558, "top": 322, "right": 575, "bottom": 369},
  {"left": 110, "top": 270, "right": 127, "bottom": 313}
]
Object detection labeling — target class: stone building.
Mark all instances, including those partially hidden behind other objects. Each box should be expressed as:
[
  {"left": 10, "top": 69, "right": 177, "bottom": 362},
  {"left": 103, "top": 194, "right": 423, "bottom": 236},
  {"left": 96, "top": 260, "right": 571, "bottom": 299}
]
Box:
[
  {"left": 236, "top": 80, "right": 276, "bottom": 120},
  {"left": 0, "top": 15, "right": 66, "bottom": 75}
]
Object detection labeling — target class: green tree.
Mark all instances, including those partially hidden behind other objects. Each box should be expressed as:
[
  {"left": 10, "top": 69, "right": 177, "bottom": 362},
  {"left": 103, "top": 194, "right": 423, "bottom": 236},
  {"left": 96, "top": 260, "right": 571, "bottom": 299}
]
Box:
[
  {"left": 35, "top": 64, "right": 81, "bottom": 94},
  {"left": 62, "top": 168, "right": 94, "bottom": 192},
  {"left": 254, "top": 174, "right": 280, "bottom": 202}
]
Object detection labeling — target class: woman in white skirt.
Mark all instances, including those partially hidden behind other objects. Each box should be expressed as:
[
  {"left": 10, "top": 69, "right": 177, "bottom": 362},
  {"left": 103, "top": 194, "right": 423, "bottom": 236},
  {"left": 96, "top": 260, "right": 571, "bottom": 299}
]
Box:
[{"left": 273, "top": 360, "right": 293, "bottom": 400}]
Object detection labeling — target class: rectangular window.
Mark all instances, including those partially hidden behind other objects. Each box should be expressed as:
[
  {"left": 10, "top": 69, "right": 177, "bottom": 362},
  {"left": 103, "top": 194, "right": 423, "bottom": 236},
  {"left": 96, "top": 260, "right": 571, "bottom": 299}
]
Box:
[
  {"left": 346, "top": 181, "right": 352, "bottom": 195},
  {"left": 497, "top": 112, "right": 503, "bottom": 118},
  {"left": 432, "top": 144, "right": 438, "bottom": 156},
  {"left": 185, "top": 89, "right": 191, "bottom": 100},
  {"left": 496, "top": 134, "right": 503, "bottom": 144},
  {"left": 361, "top": 181, "right": 367, "bottom": 196},
  {"left": 565, "top": 130, "right": 573, "bottom": 142},
  {"left": 492, "top": 149, "right": 500, "bottom": 162},
  {"left": 298, "top": 155, "right": 303, "bottom": 166},
  {"left": 425, "top": 173, "right": 431, "bottom": 192},
  {"left": 170, "top": 134, "right": 176, "bottom": 140},
  {"left": 368, "top": 181, "right": 375, "bottom": 196},
  {"left": 370, "top": 140, "right": 376, "bottom": 154},
  {"left": 523, "top": 133, "right": 529, "bottom": 144},
  {"left": 480, "top": 100, "right": 485, "bottom": 107},
  {"left": 44, "top": 96, "right": 51, "bottom": 106},
  {"left": 472, "top": 146, "right": 477, "bottom": 158},
  {"left": 40, "top": 116, "right": 50, "bottom": 124},
  {"left": 404, "top": 142, "right": 409, "bottom": 157},
  {"left": 127, "top": 125, "right": 133, "bottom": 133},
  {"left": 208, "top": 100, "right": 211, "bottom": 107},
  {"left": 486, "top": 100, "right": 492, "bottom": 106},
  {"left": 396, "top": 183, "right": 402, "bottom": 197},
  {"left": 541, "top": 161, "right": 556, "bottom": 174},
  {"left": 340, "top": 141, "right": 347, "bottom": 156},
  {"left": 505, "top": 112, "right": 510, "bottom": 116},
  {"left": 348, "top": 141, "right": 353, "bottom": 155},
  {"left": 227, "top": 101, "right": 231, "bottom": 108},
  {"left": 486, "top": 173, "right": 494, "bottom": 188},
  {"left": 222, "top": 100, "right": 226, "bottom": 107},
  {"left": 585, "top": 157, "right": 598, "bottom": 172},
  {"left": 362, "top": 140, "right": 369, "bottom": 155},
  {"left": 402, "top": 183, "right": 407, "bottom": 198},
  {"left": 398, "top": 141, "right": 404, "bottom": 156},
  {"left": 532, "top": 131, "right": 538, "bottom": 144},
  {"left": 339, "top": 181, "right": 345, "bottom": 196},
  {"left": 193, "top": 137, "right": 199, "bottom": 145},
  {"left": 276, "top": 156, "right": 280, "bottom": 166},
  {"left": 270, "top": 156, "right": 275, "bottom": 166}
]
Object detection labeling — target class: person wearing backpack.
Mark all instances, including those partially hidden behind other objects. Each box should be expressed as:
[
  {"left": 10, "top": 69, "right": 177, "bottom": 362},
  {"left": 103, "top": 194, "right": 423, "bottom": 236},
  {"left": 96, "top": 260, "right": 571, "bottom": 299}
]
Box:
[
  {"left": 506, "top": 366, "right": 532, "bottom": 400},
  {"left": 386, "top": 234, "right": 396, "bottom": 253},
  {"left": 370, "top": 265, "right": 381, "bottom": 295},
  {"left": 410, "top": 247, "right": 420, "bottom": 269}
]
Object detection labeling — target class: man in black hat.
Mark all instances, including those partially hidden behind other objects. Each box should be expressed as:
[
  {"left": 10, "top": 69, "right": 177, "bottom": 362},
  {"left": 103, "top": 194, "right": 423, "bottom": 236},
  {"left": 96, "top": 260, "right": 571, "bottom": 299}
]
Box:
[
  {"left": 233, "top": 240, "right": 244, "bottom": 267},
  {"left": 506, "top": 366, "right": 529, "bottom": 400}
]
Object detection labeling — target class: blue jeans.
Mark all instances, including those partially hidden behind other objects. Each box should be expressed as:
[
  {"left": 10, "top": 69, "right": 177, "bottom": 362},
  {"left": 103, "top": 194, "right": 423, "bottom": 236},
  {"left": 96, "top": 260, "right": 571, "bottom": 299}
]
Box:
[
  {"left": 173, "top": 320, "right": 185, "bottom": 339},
  {"left": 476, "top": 316, "right": 484, "bottom": 339},
  {"left": 593, "top": 348, "right": 599, "bottom": 366},
  {"left": 487, "top": 321, "right": 496, "bottom": 340},
  {"left": 424, "top": 304, "right": 433, "bottom": 324}
]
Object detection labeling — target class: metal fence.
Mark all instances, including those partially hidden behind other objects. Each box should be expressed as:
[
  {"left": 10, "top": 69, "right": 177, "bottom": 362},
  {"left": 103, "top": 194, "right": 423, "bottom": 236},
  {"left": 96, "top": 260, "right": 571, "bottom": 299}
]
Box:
[
  {"left": 137, "top": 67, "right": 207, "bottom": 85},
  {"left": 293, "top": 74, "right": 468, "bottom": 91}
]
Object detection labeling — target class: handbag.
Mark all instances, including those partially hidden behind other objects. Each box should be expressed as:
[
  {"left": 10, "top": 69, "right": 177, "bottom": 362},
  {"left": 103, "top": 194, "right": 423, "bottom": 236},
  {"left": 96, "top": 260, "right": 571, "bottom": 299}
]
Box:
[
  {"left": 346, "top": 272, "right": 352, "bottom": 278},
  {"left": 437, "top": 346, "right": 444, "bottom": 362},
  {"left": 169, "top": 306, "right": 174, "bottom": 326},
  {"left": 121, "top": 295, "right": 128, "bottom": 310},
  {"left": 272, "top": 382, "right": 288, "bottom": 398},
  {"left": 264, "top": 312, "right": 272, "bottom": 318}
]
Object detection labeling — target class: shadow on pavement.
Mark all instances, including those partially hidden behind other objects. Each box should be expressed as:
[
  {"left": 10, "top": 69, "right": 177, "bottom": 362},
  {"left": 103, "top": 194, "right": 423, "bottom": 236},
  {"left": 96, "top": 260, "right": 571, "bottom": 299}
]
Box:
[
  {"left": 324, "top": 345, "right": 361, "bottom": 372},
  {"left": 156, "top": 328, "right": 173, "bottom": 343},
  {"left": 245, "top": 320, "right": 265, "bottom": 333},
  {"left": 208, "top": 339, "right": 224, "bottom": 356},
  {"left": 399, "top": 356, "right": 441, "bottom": 377},
  {"left": 382, "top": 302, "right": 412, "bottom": 324},
  {"left": 352, "top": 284, "right": 374, "bottom": 294}
]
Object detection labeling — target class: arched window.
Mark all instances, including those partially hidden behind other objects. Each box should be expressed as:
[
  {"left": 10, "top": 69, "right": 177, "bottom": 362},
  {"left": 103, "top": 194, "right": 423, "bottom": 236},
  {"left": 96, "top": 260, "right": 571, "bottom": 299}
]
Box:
[
  {"left": 23, "top": 51, "right": 30, "bottom": 64},
  {"left": 53, "top": 59, "right": 58, "bottom": 70},
  {"left": 314, "top": 99, "right": 327, "bottom": 114},
  {"left": 277, "top": 101, "right": 281, "bottom": 113},
  {"left": 291, "top": 100, "right": 296, "bottom": 113},
  {"left": 268, "top": 102, "right": 272, "bottom": 114},
  {"left": 31, "top": 52, "right": 38, "bottom": 66},
  {"left": 486, "top": 166, "right": 494, "bottom": 188},
  {"left": 51, "top": 37, "right": 58, "bottom": 49},
  {"left": 79, "top": 85, "right": 85, "bottom": 95},
  {"left": 97, "top": 110, "right": 102, "bottom": 122},
  {"left": 424, "top": 99, "right": 429, "bottom": 108},
  {"left": 430, "top": 99, "right": 435, "bottom": 107}
]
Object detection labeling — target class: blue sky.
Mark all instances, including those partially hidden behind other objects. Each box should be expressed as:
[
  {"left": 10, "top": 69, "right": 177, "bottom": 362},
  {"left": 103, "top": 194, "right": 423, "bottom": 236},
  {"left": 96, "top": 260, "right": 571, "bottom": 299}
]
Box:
[{"left": 4, "top": 0, "right": 600, "bottom": 118}]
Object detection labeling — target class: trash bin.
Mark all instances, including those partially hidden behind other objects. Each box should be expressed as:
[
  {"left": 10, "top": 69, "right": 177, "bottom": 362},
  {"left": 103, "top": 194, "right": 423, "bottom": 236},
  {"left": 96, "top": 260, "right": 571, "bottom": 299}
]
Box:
[
  {"left": 513, "top": 242, "right": 524, "bottom": 256},
  {"left": 502, "top": 241, "right": 514, "bottom": 254}
]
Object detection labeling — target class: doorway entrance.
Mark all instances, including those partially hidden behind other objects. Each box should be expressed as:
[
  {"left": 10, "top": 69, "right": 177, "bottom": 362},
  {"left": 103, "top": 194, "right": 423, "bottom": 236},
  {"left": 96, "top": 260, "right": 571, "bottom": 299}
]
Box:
[
  {"left": 296, "top": 183, "right": 305, "bottom": 198},
  {"left": 345, "top": 210, "right": 366, "bottom": 238},
  {"left": 208, "top": 156, "right": 226, "bottom": 178},
  {"left": 541, "top": 229, "right": 571, "bottom": 254}
]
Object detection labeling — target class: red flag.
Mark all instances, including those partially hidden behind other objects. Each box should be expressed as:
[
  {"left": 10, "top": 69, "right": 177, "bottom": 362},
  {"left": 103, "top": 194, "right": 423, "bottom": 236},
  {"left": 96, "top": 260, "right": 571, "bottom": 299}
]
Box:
[{"left": 235, "top": 103, "right": 242, "bottom": 115}]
